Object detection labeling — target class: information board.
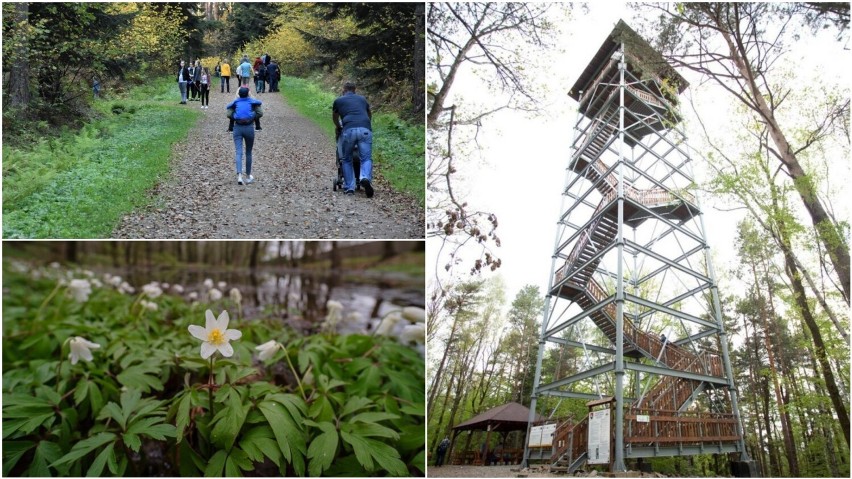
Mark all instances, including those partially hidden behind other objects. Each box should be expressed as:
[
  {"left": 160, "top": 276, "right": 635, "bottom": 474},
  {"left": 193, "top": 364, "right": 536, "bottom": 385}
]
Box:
[
  {"left": 527, "top": 423, "right": 557, "bottom": 447},
  {"left": 587, "top": 409, "right": 611, "bottom": 465}
]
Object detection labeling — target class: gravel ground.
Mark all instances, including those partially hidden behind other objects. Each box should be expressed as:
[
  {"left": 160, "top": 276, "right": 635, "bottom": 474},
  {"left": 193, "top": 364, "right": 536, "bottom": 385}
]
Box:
[
  {"left": 113, "top": 85, "right": 423, "bottom": 239},
  {"left": 427, "top": 465, "right": 559, "bottom": 478}
]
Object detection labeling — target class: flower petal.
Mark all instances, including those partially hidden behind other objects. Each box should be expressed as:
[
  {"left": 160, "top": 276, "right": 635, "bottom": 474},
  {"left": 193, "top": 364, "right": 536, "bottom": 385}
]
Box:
[
  {"left": 217, "top": 341, "right": 234, "bottom": 357},
  {"left": 200, "top": 341, "right": 217, "bottom": 359},
  {"left": 258, "top": 346, "right": 277, "bottom": 361},
  {"left": 225, "top": 329, "right": 242, "bottom": 341},
  {"left": 256, "top": 340, "right": 277, "bottom": 351},
  {"left": 79, "top": 347, "right": 94, "bottom": 362},
  {"left": 69, "top": 352, "right": 79, "bottom": 365},
  {"left": 188, "top": 325, "right": 207, "bottom": 341},
  {"left": 216, "top": 310, "right": 230, "bottom": 331},
  {"left": 205, "top": 309, "right": 216, "bottom": 330},
  {"left": 80, "top": 338, "right": 101, "bottom": 349}
]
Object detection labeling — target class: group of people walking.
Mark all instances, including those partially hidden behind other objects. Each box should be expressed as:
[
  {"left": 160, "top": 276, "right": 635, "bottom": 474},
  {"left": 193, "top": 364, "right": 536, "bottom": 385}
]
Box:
[{"left": 175, "top": 55, "right": 374, "bottom": 197}]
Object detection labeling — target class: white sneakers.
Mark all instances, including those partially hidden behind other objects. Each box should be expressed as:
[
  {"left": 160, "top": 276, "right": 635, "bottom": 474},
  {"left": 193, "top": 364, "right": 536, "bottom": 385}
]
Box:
[
  {"left": 237, "top": 174, "right": 255, "bottom": 185},
  {"left": 246, "top": 175, "right": 254, "bottom": 184},
  {"left": 237, "top": 174, "right": 243, "bottom": 185}
]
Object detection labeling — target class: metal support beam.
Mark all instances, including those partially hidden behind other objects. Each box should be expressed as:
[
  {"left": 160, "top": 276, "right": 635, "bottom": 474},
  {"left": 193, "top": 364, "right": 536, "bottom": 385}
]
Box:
[
  {"left": 538, "top": 362, "right": 616, "bottom": 393},
  {"left": 545, "top": 295, "right": 615, "bottom": 338},
  {"left": 547, "top": 336, "right": 616, "bottom": 355},
  {"left": 624, "top": 239, "right": 711, "bottom": 285},
  {"left": 624, "top": 293, "right": 718, "bottom": 330},
  {"left": 624, "top": 362, "right": 727, "bottom": 385}
]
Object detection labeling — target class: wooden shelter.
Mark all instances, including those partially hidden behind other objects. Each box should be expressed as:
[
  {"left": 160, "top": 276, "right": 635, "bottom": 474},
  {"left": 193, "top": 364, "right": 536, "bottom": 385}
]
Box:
[{"left": 448, "top": 402, "right": 544, "bottom": 466}]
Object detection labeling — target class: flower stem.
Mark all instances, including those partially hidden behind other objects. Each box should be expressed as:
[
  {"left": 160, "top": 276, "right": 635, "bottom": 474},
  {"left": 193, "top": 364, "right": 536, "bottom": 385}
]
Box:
[
  {"left": 208, "top": 356, "right": 215, "bottom": 417},
  {"left": 37, "top": 282, "right": 63, "bottom": 320},
  {"left": 283, "top": 348, "right": 307, "bottom": 402}
]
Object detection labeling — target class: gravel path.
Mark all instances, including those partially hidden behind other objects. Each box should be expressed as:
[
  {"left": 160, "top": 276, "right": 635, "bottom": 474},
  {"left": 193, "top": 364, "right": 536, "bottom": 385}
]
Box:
[
  {"left": 113, "top": 85, "right": 423, "bottom": 239},
  {"left": 427, "top": 465, "right": 558, "bottom": 478}
]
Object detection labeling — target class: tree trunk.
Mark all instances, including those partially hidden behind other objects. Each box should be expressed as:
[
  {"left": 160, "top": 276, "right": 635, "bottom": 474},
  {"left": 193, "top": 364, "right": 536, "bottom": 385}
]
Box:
[
  {"left": 412, "top": 2, "right": 425, "bottom": 116},
  {"left": 717, "top": 4, "right": 850, "bottom": 303},
  {"left": 8, "top": 3, "right": 31, "bottom": 110},
  {"left": 249, "top": 241, "right": 260, "bottom": 270}
]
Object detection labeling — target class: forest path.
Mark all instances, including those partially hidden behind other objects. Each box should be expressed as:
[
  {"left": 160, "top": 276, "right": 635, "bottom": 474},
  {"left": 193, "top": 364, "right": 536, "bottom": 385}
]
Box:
[{"left": 113, "top": 82, "right": 423, "bottom": 239}]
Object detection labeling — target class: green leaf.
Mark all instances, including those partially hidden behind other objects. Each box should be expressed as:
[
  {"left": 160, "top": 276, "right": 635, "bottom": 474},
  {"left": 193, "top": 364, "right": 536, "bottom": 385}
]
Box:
[
  {"left": 343, "top": 421, "right": 400, "bottom": 440},
  {"left": 175, "top": 393, "right": 192, "bottom": 443},
  {"left": 340, "top": 396, "right": 373, "bottom": 418},
  {"left": 3, "top": 440, "right": 36, "bottom": 476},
  {"left": 411, "top": 449, "right": 426, "bottom": 474},
  {"left": 50, "top": 432, "right": 116, "bottom": 468},
  {"left": 28, "top": 440, "right": 63, "bottom": 477},
  {"left": 86, "top": 442, "right": 114, "bottom": 477},
  {"left": 210, "top": 393, "right": 248, "bottom": 450},
  {"left": 88, "top": 382, "right": 104, "bottom": 417},
  {"left": 117, "top": 365, "right": 164, "bottom": 393},
  {"left": 258, "top": 399, "right": 306, "bottom": 476},
  {"left": 226, "top": 448, "right": 254, "bottom": 474},
  {"left": 74, "top": 381, "right": 89, "bottom": 406},
  {"left": 307, "top": 422, "right": 338, "bottom": 476},
  {"left": 119, "top": 389, "right": 142, "bottom": 420},
  {"left": 97, "top": 402, "right": 126, "bottom": 430},
  {"left": 122, "top": 432, "right": 141, "bottom": 452},
  {"left": 239, "top": 426, "right": 281, "bottom": 467},
  {"left": 341, "top": 432, "right": 408, "bottom": 476},
  {"left": 204, "top": 449, "right": 227, "bottom": 477},
  {"left": 350, "top": 411, "right": 399, "bottom": 424}
]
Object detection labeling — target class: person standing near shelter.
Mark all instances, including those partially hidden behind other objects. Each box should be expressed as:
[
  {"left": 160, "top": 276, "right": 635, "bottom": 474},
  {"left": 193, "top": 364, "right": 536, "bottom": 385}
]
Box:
[
  {"left": 332, "top": 81, "right": 374, "bottom": 197},
  {"left": 238, "top": 55, "right": 252, "bottom": 87},
  {"left": 176, "top": 60, "right": 190, "bottom": 104},
  {"left": 226, "top": 87, "right": 262, "bottom": 185},
  {"left": 436, "top": 436, "right": 450, "bottom": 466},
  {"left": 220, "top": 58, "right": 231, "bottom": 93}
]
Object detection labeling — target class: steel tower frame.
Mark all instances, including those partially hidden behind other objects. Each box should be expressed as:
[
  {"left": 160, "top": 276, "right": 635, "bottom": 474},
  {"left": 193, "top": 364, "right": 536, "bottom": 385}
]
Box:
[{"left": 522, "top": 21, "right": 749, "bottom": 472}]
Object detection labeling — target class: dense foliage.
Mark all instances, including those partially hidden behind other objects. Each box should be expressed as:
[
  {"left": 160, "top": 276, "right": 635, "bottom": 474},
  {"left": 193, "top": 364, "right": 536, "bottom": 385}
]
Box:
[{"left": 2, "top": 260, "right": 425, "bottom": 476}]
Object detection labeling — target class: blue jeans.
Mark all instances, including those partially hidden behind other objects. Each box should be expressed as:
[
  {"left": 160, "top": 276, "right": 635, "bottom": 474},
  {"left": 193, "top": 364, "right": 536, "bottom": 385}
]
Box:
[
  {"left": 256, "top": 79, "right": 265, "bottom": 93},
  {"left": 339, "top": 127, "right": 372, "bottom": 192},
  {"left": 178, "top": 81, "right": 187, "bottom": 102},
  {"left": 221, "top": 76, "right": 230, "bottom": 93},
  {"left": 233, "top": 124, "right": 255, "bottom": 175}
]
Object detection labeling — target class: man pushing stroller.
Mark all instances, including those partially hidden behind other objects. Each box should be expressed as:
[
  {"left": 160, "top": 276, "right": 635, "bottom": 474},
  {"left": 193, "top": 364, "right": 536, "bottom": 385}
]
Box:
[{"left": 332, "top": 81, "right": 374, "bottom": 198}]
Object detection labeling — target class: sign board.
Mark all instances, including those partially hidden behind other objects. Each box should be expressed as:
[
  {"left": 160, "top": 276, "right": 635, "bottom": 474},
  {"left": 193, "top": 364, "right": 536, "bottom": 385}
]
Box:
[
  {"left": 637, "top": 414, "right": 650, "bottom": 423},
  {"left": 527, "top": 423, "right": 557, "bottom": 448},
  {"left": 587, "top": 409, "right": 611, "bottom": 465}
]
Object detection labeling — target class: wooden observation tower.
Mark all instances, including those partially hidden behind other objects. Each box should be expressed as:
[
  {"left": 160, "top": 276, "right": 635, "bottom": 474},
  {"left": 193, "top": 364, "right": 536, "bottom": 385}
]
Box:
[{"left": 522, "top": 21, "right": 753, "bottom": 474}]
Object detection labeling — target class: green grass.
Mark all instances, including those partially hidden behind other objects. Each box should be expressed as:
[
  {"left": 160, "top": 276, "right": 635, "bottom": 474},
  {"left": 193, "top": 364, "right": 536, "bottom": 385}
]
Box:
[
  {"left": 2, "top": 77, "right": 200, "bottom": 238},
  {"left": 280, "top": 76, "right": 424, "bottom": 206}
]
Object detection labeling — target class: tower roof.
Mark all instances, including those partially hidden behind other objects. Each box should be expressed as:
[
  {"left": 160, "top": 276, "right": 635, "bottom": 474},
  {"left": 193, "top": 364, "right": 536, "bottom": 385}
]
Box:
[{"left": 569, "top": 19, "right": 688, "bottom": 102}]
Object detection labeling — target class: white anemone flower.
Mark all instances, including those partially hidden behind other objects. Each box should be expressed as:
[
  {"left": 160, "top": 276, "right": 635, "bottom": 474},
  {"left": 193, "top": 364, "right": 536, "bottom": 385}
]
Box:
[
  {"left": 399, "top": 323, "right": 425, "bottom": 345},
  {"left": 109, "top": 275, "right": 123, "bottom": 287},
  {"left": 68, "top": 336, "right": 101, "bottom": 365},
  {"left": 325, "top": 300, "right": 344, "bottom": 329},
  {"left": 255, "top": 340, "right": 282, "bottom": 361},
  {"left": 90, "top": 278, "right": 103, "bottom": 289},
  {"left": 50, "top": 262, "right": 61, "bottom": 269},
  {"left": 188, "top": 310, "right": 242, "bottom": 359},
  {"left": 172, "top": 284, "right": 185, "bottom": 294},
  {"left": 209, "top": 288, "right": 223, "bottom": 301},
  {"left": 68, "top": 279, "right": 92, "bottom": 302},
  {"left": 218, "top": 281, "right": 227, "bottom": 290},
  {"left": 402, "top": 306, "right": 425, "bottom": 323},
  {"left": 188, "top": 291, "right": 199, "bottom": 301},
  {"left": 141, "top": 300, "right": 158, "bottom": 311},
  {"left": 119, "top": 282, "right": 135, "bottom": 294},
  {"left": 230, "top": 288, "right": 242, "bottom": 303},
  {"left": 376, "top": 310, "right": 403, "bottom": 336},
  {"left": 203, "top": 278, "right": 214, "bottom": 289},
  {"left": 161, "top": 282, "right": 170, "bottom": 290},
  {"left": 142, "top": 283, "right": 163, "bottom": 299}
]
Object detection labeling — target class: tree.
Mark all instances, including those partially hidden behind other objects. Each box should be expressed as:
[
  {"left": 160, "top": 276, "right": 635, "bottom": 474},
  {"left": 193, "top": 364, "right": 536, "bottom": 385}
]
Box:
[
  {"left": 426, "top": 3, "right": 561, "bottom": 278},
  {"left": 299, "top": 3, "right": 420, "bottom": 117},
  {"left": 648, "top": 2, "right": 851, "bottom": 303},
  {"left": 504, "top": 285, "right": 544, "bottom": 403},
  {"left": 4, "top": 3, "right": 31, "bottom": 109},
  {"left": 224, "top": 2, "right": 280, "bottom": 51}
]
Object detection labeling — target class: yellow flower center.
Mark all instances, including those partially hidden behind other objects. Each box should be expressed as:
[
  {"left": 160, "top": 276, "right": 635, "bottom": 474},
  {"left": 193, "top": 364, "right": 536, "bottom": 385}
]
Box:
[{"left": 207, "top": 328, "right": 226, "bottom": 346}]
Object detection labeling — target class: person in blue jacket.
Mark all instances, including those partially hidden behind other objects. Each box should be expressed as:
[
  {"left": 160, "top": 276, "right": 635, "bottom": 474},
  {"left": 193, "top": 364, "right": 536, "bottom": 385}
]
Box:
[{"left": 226, "top": 87, "right": 262, "bottom": 185}]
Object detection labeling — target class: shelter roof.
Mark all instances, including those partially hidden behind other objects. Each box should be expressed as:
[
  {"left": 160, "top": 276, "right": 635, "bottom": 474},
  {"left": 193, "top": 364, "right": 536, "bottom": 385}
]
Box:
[{"left": 453, "top": 402, "right": 544, "bottom": 432}]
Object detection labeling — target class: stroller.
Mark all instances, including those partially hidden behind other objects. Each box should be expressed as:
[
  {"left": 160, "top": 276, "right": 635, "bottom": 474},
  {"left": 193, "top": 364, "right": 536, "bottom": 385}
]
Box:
[{"left": 333, "top": 129, "right": 361, "bottom": 192}]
